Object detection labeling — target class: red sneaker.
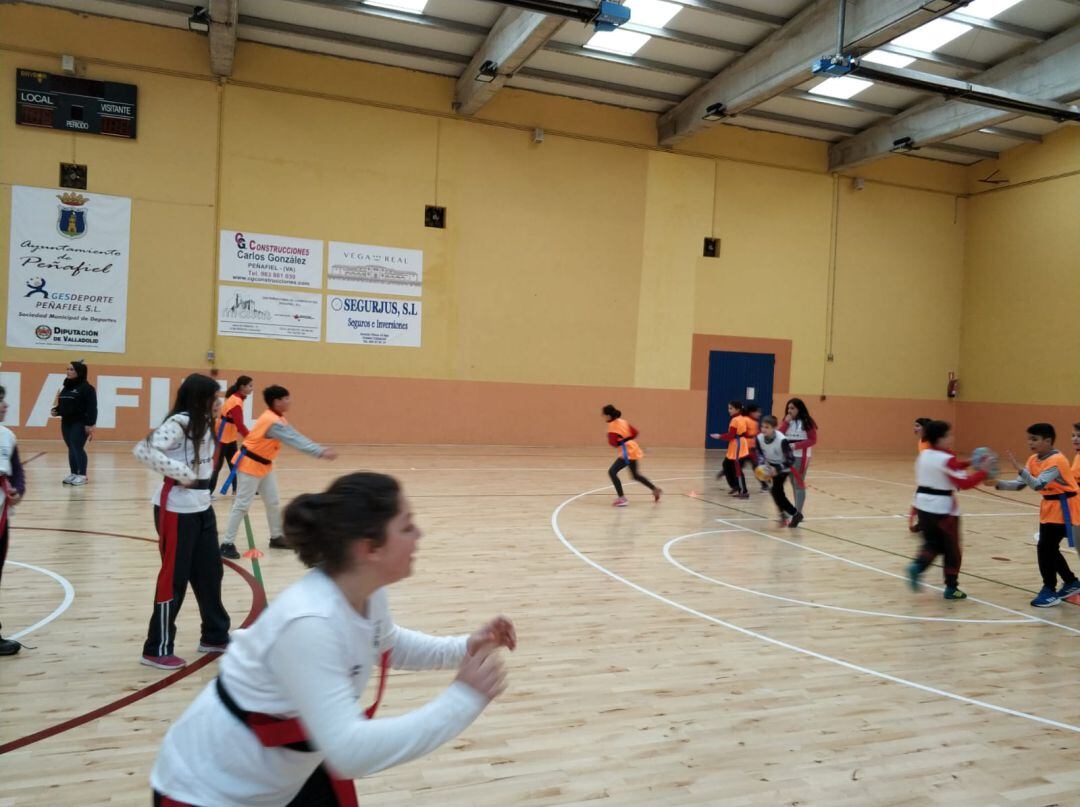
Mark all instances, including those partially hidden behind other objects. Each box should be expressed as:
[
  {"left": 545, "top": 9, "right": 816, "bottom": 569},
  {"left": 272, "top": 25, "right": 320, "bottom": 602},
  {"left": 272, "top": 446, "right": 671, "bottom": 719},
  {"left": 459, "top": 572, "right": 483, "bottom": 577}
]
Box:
[
  {"left": 653, "top": 488, "right": 663, "bottom": 503},
  {"left": 612, "top": 497, "right": 629, "bottom": 507},
  {"left": 197, "top": 642, "right": 228, "bottom": 654},
  {"left": 140, "top": 654, "right": 187, "bottom": 670}
]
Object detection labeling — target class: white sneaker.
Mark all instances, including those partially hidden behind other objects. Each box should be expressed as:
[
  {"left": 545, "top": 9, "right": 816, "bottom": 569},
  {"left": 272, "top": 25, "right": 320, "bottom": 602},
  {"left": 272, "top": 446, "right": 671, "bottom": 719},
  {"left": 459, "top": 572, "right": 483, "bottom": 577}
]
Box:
[
  {"left": 62, "top": 474, "right": 76, "bottom": 485},
  {"left": 69, "top": 475, "right": 87, "bottom": 486}
]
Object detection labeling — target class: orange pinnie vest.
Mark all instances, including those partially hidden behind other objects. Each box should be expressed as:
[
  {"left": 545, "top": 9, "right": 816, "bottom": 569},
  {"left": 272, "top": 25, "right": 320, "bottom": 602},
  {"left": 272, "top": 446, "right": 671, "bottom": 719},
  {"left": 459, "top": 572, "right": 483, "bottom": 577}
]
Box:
[
  {"left": 608, "top": 418, "right": 644, "bottom": 461},
  {"left": 726, "top": 415, "right": 750, "bottom": 461},
  {"left": 219, "top": 394, "right": 244, "bottom": 445},
  {"left": 238, "top": 410, "right": 286, "bottom": 477},
  {"left": 1025, "top": 451, "right": 1079, "bottom": 525}
]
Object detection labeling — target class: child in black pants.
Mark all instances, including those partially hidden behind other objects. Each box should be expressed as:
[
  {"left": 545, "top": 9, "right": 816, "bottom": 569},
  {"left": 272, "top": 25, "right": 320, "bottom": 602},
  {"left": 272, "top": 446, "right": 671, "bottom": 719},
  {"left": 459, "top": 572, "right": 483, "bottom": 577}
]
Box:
[{"left": 755, "top": 416, "right": 802, "bottom": 528}]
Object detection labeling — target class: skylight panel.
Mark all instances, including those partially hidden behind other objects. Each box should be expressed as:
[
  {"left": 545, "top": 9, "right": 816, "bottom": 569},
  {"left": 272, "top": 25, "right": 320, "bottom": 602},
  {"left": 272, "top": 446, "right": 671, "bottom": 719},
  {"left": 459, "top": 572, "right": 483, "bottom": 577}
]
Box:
[
  {"left": 959, "top": 0, "right": 1024, "bottom": 20},
  {"left": 584, "top": 29, "right": 652, "bottom": 56},
  {"left": 892, "top": 18, "right": 971, "bottom": 53},
  {"left": 861, "top": 49, "right": 915, "bottom": 68},
  {"left": 809, "top": 76, "right": 873, "bottom": 100},
  {"left": 625, "top": 0, "right": 680, "bottom": 29},
  {"left": 367, "top": 0, "right": 428, "bottom": 12}
]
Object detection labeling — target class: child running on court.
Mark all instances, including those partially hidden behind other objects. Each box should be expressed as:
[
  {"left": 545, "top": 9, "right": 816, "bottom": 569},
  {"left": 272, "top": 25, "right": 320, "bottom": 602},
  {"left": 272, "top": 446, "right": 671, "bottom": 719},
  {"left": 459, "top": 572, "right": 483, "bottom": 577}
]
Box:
[
  {"left": 602, "top": 404, "right": 661, "bottom": 507},
  {"left": 209, "top": 374, "right": 253, "bottom": 494},
  {"left": 996, "top": 423, "right": 1080, "bottom": 607},
  {"left": 711, "top": 401, "right": 750, "bottom": 499},
  {"left": 779, "top": 397, "right": 817, "bottom": 519},
  {"left": 219, "top": 385, "right": 337, "bottom": 558},
  {"left": 755, "top": 415, "right": 802, "bottom": 527},
  {"left": 905, "top": 420, "right": 991, "bottom": 600}
]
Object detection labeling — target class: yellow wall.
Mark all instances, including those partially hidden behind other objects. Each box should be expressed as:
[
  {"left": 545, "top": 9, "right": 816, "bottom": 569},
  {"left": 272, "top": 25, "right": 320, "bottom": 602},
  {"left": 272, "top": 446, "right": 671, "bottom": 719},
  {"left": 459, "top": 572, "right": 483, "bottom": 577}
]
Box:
[
  {"left": 960, "top": 127, "right": 1080, "bottom": 406},
  {"left": 1, "top": 3, "right": 973, "bottom": 410}
]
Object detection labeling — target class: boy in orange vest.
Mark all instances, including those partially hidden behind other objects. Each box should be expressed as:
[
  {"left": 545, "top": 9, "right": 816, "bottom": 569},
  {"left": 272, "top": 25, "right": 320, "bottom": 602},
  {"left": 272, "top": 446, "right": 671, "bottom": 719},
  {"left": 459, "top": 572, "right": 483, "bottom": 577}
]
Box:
[
  {"left": 996, "top": 423, "right": 1080, "bottom": 607},
  {"left": 219, "top": 385, "right": 337, "bottom": 558}
]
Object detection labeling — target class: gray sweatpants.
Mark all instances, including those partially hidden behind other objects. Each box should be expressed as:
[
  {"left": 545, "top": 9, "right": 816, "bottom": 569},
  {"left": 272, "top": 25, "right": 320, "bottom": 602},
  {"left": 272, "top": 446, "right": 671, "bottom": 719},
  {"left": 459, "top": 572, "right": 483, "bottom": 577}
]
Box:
[{"left": 222, "top": 470, "right": 281, "bottom": 546}]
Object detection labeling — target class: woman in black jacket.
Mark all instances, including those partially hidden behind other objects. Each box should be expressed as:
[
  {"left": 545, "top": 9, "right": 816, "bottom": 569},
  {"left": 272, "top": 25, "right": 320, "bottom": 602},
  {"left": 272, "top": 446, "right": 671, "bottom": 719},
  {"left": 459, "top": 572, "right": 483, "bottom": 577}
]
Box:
[{"left": 53, "top": 360, "right": 97, "bottom": 486}]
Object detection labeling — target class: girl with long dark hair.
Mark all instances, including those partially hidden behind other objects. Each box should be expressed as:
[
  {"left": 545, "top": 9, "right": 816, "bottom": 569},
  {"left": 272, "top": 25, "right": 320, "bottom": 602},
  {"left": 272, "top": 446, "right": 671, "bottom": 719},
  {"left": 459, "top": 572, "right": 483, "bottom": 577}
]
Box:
[
  {"left": 209, "top": 374, "right": 253, "bottom": 493},
  {"left": 779, "top": 397, "right": 818, "bottom": 527},
  {"left": 134, "top": 373, "right": 231, "bottom": 671}
]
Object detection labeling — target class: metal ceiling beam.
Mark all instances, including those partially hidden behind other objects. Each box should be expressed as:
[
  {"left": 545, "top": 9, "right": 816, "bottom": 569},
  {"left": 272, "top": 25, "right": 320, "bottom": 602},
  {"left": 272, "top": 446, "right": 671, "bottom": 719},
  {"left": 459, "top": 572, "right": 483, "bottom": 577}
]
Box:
[
  {"left": 515, "top": 67, "right": 683, "bottom": 102},
  {"left": 783, "top": 89, "right": 898, "bottom": 116},
  {"left": 829, "top": 23, "right": 1080, "bottom": 171},
  {"left": 296, "top": 0, "right": 489, "bottom": 36},
  {"left": 948, "top": 11, "right": 1049, "bottom": 43},
  {"left": 622, "top": 21, "right": 750, "bottom": 53},
  {"left": 920, "top": 142, "right": 997, "bottom": 159},
  {"left": 876, "top": 43, "right": 988, "bottom": 72},
  {"left": 454, "top": 9, "right": 563, "bottom": 115},
  {"left": 735, "top": 109, "right": 999, "bottom": 160},
  {"left": 977, "top": 125, "right": 1042, "bottom": 142},
  {"left": 740, "top": 108, "right": 859, "bottom": 135},
  {"left": 544, "top": 41, "right": 714, "bottom": 79},
  {"left": 657, "top": 0, "right": 973, "bottom": 146},
  {"left": 208, "top": 0, "right": 238, "bottom": 75},
  {"left": 664, "top": 0, "right": 787, "bottom": 28},
  {"left": 238, "top": 14, "right": 471, "bottom": 64}
]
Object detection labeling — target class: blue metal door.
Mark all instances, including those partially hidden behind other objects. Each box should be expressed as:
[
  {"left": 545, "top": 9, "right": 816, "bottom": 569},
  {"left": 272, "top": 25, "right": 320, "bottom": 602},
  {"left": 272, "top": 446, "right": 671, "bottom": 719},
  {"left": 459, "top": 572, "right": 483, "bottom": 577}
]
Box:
[{"left": 705, "top": 351, "right": 775, "bottom": 449}]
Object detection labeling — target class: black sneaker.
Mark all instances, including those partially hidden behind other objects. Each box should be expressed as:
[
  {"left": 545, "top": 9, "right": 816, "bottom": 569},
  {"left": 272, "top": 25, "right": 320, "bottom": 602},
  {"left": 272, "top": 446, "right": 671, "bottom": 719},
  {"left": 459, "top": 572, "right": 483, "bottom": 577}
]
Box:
[
  {"left": 788, "top": 512, "right": 804, "bottom": 529},
  {"left": 0, "top": 637, "right": 22, "bottom": 656},
  {"left": 268, "top": 535, "right": 289, "bottom": 550},
  {"left": 220, "top": 542, "right": 241, "bottom": 560}
]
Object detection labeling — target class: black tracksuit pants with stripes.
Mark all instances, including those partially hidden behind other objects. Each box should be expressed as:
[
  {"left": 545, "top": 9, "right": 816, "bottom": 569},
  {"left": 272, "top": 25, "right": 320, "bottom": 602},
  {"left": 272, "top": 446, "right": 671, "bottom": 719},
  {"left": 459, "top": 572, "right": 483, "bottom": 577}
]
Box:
[{"left": 143, "top": 507, "right": 230, "bottom": 658}]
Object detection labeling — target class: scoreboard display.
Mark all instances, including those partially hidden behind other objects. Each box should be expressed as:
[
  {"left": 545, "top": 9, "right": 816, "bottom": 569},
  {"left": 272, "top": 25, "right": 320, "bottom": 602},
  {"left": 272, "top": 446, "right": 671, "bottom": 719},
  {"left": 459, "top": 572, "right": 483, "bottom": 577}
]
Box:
[{"left": 16, "top": 69, "right": 137, "bottom": 139}]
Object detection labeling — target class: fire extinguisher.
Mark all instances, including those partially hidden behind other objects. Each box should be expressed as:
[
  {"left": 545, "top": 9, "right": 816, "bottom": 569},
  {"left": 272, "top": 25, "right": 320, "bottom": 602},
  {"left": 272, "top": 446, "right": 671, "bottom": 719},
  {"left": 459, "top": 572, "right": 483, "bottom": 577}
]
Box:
[{"left": 947, "top": 372, "right": 959, "bottom": 399}]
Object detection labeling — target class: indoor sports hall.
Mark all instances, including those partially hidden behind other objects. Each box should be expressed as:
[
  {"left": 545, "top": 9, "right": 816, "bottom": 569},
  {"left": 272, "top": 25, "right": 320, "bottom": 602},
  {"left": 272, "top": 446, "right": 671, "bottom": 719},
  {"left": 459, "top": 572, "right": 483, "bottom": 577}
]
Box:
[{"left": 1, "top": 0, "right": 1079, "bottom": 804}]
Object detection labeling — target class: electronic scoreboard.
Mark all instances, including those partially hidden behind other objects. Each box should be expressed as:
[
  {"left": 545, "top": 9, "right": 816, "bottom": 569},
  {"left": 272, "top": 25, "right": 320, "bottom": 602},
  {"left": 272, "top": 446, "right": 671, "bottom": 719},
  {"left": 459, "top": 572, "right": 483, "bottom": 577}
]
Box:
[{"left": 16, "top": 68, "right": 137, "bottom": 139}]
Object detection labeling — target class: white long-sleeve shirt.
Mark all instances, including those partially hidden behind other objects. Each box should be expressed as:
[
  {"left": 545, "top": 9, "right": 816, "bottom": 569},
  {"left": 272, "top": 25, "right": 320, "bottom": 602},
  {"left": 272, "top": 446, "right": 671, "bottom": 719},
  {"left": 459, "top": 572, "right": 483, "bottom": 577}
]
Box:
[
  {"left": 151, "top": 569, "right": 486, "bottom": 806},
  {"left": 133, "top": 413, "right": 214, "bottom": 513},
  {"left": 913, "top": 449, "right": 986, "bottom": 516}
]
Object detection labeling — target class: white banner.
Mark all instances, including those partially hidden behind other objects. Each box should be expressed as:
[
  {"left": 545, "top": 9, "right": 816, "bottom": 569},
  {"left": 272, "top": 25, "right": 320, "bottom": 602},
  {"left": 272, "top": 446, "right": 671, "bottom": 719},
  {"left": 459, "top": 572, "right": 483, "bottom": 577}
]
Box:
[
  {"left": 6, "top": 185, "right": 131, "bottom": 353},
  {"left": 217, "top": 285, "right": 322, "bottom": 342},
  {"left": 328, "top": 242, "right": 422, "bottom": 297},
  {"left": 219, "top": 230, "right": 323, "bottom": 289},
  {"left": 326, "top": 294, "right": 421, "bottom": 347}
]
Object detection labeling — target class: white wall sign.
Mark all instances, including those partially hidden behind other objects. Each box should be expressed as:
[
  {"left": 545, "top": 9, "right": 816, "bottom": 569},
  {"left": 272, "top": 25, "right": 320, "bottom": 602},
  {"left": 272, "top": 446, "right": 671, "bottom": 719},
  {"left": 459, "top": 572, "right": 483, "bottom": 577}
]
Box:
[
  {"left": 219, "top": 230, "right": 323, "bottom": 289},
  {"left": 217, "top": 285, "right": 322, "bottom": 342},
  {"left": 328, "top": 242, "right": 422, "bottom": 297},
  {"left": 325, "top": 294, "right": 421, "bottom": 347},
  {"left": 6, "top": 185, "right": 131, "bottom": 353}
]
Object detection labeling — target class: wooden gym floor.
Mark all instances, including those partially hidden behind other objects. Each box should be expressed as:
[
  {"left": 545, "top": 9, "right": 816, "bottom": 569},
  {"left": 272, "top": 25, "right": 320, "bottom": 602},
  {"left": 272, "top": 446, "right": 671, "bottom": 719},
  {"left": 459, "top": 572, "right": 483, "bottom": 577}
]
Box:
[{"left": 1, "top": 442, "right": 1078, "bottom": 806}]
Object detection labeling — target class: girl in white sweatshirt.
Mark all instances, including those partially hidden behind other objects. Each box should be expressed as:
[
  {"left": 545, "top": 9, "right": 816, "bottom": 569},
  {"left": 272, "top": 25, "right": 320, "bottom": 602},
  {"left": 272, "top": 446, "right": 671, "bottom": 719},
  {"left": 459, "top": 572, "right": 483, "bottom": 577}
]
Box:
[{"left": 151, "top": 472, "right": 516, "bottom": 806}]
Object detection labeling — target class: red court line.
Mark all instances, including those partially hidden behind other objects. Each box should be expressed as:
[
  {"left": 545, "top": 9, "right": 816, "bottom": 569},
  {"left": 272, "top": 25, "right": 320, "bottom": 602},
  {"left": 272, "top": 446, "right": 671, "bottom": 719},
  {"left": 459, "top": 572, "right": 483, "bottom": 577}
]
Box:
[
  {"left": 0, "top": 526, "right": 267, "bottom": 755},
  {"left": 22, "top": 451, "right": 46, "bottom": 466}
]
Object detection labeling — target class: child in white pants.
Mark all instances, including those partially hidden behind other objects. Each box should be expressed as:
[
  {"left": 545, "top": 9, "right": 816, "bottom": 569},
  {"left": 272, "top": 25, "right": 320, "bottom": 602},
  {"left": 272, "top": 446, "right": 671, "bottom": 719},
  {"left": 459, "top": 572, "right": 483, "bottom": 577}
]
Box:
[{"left": 219, "top": 385, "right": 336, "bottom": 558}]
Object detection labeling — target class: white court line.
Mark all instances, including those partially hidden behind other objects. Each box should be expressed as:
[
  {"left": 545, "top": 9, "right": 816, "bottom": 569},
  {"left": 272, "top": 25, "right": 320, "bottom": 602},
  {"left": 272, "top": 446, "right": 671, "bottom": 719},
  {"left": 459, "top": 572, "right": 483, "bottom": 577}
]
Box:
[
  {"left": 6, "top": 560, "right": 76, "bottom": 641},
  {"left": 811, "top": 470, "right": 1033, "bottom": 508},
  {"left": 710, "top": 514, "right": 1080, "bottom": 636},
  {"left": 664, "top": 532, "right": 1035, "bottom": 624},
  {"left": 551, "top": 477, "right": 1080, "bottom": 735},
  {"left": 717, "top": 512, "right": 1034, "bottom": 523}
]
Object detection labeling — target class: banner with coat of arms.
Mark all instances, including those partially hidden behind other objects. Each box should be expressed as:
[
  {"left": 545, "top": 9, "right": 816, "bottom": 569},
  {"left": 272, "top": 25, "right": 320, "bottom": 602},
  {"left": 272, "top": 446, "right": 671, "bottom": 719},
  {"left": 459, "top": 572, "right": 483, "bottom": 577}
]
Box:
[{"left": 6, "top": 185, "right": 131, "bottom": 353}]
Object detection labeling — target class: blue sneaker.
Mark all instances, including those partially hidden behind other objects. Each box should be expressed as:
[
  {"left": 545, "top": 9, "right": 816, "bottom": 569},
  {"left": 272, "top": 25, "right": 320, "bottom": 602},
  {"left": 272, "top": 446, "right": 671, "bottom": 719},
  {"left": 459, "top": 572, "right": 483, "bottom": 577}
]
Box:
[
  {"left": 1055, "top": 580, "right": 1080, "bottom": 599},
  {"left": 1030, "top": 586, "right": 1062, "bottom": 608},
  {"left": 943, "top": 586, "right": 967, "bottom": 600},
  {"left": 906, "top": 562, "right": 922, "bottom": 592}
]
